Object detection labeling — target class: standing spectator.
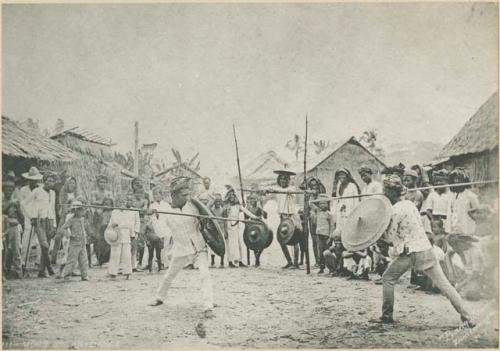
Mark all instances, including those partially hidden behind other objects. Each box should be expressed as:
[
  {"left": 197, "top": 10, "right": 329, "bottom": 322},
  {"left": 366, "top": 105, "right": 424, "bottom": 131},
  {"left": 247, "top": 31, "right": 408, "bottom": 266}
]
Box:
[
  {"left": 358, "top": 165, "right": 383, "bottom": 196},
  {"left": 130, "top": 177, "right": 149, "bottom": 272},
  {"left": 51, "top": 176, "right": 79, "bottom": 265},
  {"left": 57, "top": 201, "right": 92, "bottom": 281},
  {"left": 331, "top": 168, "right": 361, "bottom": 235},
  {"left": 90, "top": 175, "right": 113, "bottom": 266},
  {"left": 30, "top": 172, "right": 58, "bottom": 278},
  {"left": 309, "top": 194, "right": 334, "bottom": 274},
  {"left": 19, "top": 167, "right": 43, "bottom": 273},
  {"left": 244, "top": 194, "right": 268, "bottom": 267},
  {"left": 145, "top": 187, "right": 166, "bottom": 272},
  {"left": 224, "top": 188, "right": 258, "bottom": 268},
  {"left": 105, "top": 194, "right": 139, "bottom": 279},
  {"left": 3, "top": 200, "right": 24, "bottom": 279},
  {"left": 210, "top": 194, "right": 226, "bottom": 268}
]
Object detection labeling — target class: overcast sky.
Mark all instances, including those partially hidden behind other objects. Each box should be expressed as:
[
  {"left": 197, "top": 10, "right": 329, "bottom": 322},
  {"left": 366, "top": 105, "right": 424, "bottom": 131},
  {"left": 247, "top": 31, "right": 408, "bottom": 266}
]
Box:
[{"left": 2, "top": 3, "right": 498, "bottom": 182}]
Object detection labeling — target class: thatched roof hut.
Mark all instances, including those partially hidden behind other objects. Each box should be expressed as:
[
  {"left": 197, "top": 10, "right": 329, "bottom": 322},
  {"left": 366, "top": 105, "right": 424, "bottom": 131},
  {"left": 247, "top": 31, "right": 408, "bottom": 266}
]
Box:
[
  {"left": 2, "top": 116, "right": 78, "bottom": 162},
  {"left": 292, "top": 137, "right": 387, "bottom": 195},
  {"left": 238, "top": 150, "right": 289, "bottom": 188},
  {"left": 436, "top": 91, "right": 498, "bottom": 183},
  {"left": 50, "top": 127, "right": 132, "bottom": 200},
  {"left": 2, "top": 116, "right": 78, "bottom": 175},
  {"left": 51, "top": 127, "right": 115, "bottom": 162},
  {"left": 435, "top": 92, "right": 498, "bottom": 203},
  {"left": 439, "top": 92, "right": 498, "bottom": 159}
]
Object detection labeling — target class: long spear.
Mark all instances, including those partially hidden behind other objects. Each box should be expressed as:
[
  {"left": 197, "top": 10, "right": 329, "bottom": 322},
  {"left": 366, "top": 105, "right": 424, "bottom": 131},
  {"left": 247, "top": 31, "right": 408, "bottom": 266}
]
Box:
[
  {"left": 303, "top": 114, "right": 311, "bottom": 274},
  {"left": 239, "top": 188, "right": 315, "bottom": 195},
  {"left": 232, "top": 124, "right": 250, "bottom": 265},
  {"left": 309, "top": 179, "right": 498, "bottom": 204},
  {"left": 58, "top": 203, "right": 261, "bottom": 224}
]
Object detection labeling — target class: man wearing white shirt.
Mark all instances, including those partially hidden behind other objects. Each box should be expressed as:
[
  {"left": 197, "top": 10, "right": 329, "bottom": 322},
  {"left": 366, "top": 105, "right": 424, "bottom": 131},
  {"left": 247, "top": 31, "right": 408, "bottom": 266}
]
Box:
[
  {"left": 19, "top": 167, "right": 44, "bottom": 272},
  {"left": 106, "top": 194, "right": 139, "bottom": 278},
  {"left": 358, "top": 165, "right": 383, "bottom": 198},
  {"left": 149, "top": 177, "right": 214, "bottom": 315},
  {"left": 30, "top": 172, "right": 58, "bottom": 278},
  {"left": 265, "top": 169, "right": 303, "bottom": 269}
]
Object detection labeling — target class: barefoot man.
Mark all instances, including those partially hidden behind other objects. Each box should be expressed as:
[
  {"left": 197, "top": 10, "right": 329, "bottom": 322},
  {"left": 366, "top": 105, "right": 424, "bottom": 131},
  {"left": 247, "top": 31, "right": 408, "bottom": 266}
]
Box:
[
  {"left": 370, "top": 175, "right": 474, "bottom": 328},
  {"left": 148, "top": 177, "right": 214, "bottom": 316}
]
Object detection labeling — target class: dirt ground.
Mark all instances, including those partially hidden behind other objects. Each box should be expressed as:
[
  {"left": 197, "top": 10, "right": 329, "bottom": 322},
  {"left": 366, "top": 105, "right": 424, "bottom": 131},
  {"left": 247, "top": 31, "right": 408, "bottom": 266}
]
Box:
[{"left": 2, "top": 238, "right": 499, "bottom": 349}]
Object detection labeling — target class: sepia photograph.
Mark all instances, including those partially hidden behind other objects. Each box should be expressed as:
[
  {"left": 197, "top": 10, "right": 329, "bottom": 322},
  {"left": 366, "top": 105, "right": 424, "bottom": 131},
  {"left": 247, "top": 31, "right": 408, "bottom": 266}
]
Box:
[{"left": 1, "top": 2, "right": 499, "bottom": 349}]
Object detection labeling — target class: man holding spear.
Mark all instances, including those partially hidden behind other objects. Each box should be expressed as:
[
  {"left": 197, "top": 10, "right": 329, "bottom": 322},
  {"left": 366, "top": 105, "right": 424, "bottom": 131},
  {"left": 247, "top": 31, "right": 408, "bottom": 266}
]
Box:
[
  {"left": 147, "top": 177, "right": 215, "bottom": 316},
  {"left": 369, "top": 175, "right": 475, "bottom": 327}
]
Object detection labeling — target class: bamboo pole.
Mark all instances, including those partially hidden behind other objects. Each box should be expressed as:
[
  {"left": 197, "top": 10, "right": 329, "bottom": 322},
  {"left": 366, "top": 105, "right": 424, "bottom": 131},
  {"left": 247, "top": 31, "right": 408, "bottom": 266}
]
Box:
[
  {"left": 303, "top": 114, "right": 311, "bottom": 275},
  {"left": 232, "top": 124, "right": 250, "bottom": 265},
  {"left": 58, "top": 203, "right": 261, "bottom": 224},
  {"left": 309, "top": 179, "right": 498, "bottom": 204}
]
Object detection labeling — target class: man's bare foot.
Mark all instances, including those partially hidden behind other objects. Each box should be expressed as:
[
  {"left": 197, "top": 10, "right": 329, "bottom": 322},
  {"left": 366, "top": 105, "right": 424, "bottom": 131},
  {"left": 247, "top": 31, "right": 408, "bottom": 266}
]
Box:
[
  {"left": 149, "top": 299, "right": 164, "bottom": 307},
  {"left": 203, "top": 309, "right": 214, "bottom": 319}
]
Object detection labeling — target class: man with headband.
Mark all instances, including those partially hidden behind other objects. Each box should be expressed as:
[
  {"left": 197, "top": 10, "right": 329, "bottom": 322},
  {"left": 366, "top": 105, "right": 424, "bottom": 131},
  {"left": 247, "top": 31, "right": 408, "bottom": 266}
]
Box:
[
  {"left": 369, "top": 175, "right": 474, "bottom": 328},
  {"left": 148, "top": 177, "right": 215, "bottom": 317}
]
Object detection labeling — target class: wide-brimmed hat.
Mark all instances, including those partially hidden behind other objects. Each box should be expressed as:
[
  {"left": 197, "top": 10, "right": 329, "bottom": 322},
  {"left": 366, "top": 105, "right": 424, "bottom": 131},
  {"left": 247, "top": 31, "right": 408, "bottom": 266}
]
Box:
[
  {"left": 22, "top": 167, "right": 43, "bottom": 181},
  {"left": 273, "top": 169, "right": 296, "bottom": 176},
  {"left": 104, "top": 228, "right": 121, "bottom": 246},
  {"left": 341, "top": 196, "right": 393, "bottom": 251}
]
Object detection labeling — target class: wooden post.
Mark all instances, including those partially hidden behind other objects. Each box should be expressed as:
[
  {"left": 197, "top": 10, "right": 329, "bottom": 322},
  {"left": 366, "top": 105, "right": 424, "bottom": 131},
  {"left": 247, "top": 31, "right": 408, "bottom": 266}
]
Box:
[
  {"left": 134, "top": 121, "right": 139, "bottom": 176},
  {"left": 303, "top": 114, "right": 311, "bottom": 274}
]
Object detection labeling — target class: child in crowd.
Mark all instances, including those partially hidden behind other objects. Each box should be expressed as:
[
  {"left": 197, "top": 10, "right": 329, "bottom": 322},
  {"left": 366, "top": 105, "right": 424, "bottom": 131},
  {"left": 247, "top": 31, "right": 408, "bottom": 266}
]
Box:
[
  {"left": 3, "top": 202, "right": 24, "bottom": 279},
  {"left": 58, "top": 201, "right": 92, "bottom": 281},
  {"left": 309, "top": 194, "right": 334, "bottom": 274},
  {"left": 106, "top": 194, "right": 139, "bottom": 279}
]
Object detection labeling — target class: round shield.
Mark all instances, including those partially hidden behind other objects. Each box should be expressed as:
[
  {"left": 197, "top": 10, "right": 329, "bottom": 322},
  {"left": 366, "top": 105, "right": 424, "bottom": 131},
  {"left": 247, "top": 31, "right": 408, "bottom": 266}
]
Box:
[
  {"left": 277, "top": 217, "right": 303, "bottom": 246},
  {"left": 243, "top": 220, "right": 273, "bottom": 251},
  {"left": 190, "top": 198, "right": 226, "bottom": 257},
  {"left": 341, "top": 197, "right": 393, "bottom": 251},
  {"left": 263, "top": 228, "right": 274, "bottom": 249},
  {"left": 277, "top": 217, "right": 295, "bottom": 245}
]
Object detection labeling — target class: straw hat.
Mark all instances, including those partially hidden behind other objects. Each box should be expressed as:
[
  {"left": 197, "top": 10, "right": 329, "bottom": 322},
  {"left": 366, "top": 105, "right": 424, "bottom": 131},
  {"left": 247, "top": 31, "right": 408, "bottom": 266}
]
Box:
[
  {"left": 273, "top": 169, "right": 296, "bottom": 176},
  {"left": 105, "top": 227, "right": 120, "bottom": 246},
  {"left": 22, "top": 167, "right": 43, "bottom": 181},
  {"left": 341, "top": 197, "right": 393, "bottom": 251}
]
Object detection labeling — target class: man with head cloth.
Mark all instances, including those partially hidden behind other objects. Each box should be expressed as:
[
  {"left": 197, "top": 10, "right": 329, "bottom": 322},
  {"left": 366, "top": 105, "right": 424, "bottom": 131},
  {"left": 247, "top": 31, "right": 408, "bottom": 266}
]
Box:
[
  {"left": 369, "top": 175, "right": 474, "bottom": 328},
  {"left": 149, "top": 177, "right": 215, "bottom": 316}
]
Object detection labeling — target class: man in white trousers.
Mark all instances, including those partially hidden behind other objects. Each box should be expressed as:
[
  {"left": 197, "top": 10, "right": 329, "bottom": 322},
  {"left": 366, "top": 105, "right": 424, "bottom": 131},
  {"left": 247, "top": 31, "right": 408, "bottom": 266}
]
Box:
[{"left": 148, "top": 177, "right": 214, "bottom": 317}]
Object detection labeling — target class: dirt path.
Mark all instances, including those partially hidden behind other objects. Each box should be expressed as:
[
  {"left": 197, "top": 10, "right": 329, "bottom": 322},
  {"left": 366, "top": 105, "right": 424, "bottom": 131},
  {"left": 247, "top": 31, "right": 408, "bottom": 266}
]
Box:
[{"left": 3, "top": 240, "right": 498, "bottom": 349}]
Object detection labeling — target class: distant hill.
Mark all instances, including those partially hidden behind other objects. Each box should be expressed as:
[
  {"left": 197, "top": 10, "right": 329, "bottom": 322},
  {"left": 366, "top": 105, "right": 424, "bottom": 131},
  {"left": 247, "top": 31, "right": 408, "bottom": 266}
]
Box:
[{"left": 382, "top": 141, "right": 444, "bottom": 167}]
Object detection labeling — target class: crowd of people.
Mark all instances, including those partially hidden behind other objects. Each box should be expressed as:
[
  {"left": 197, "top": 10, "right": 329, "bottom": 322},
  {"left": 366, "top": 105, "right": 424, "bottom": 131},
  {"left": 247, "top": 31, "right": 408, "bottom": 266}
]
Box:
[
  {"left": 305, "top": 164, "right": 498, "bottom": 305},
  {"left": 2, "top": 162, "right": 498, "bottom": 309}
]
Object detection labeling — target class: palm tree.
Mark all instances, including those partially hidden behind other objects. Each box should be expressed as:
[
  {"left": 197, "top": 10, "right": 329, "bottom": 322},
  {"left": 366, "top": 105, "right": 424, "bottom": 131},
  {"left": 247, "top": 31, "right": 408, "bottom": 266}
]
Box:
[
  {"left": 359, "top": 130, "right": 385, "bottom": 159},
  {"left": 313, "top": 140, "right": 330, "bottom": 155},
  {"left": 286, "top": 134, "right": 304, "bottom": 160}
]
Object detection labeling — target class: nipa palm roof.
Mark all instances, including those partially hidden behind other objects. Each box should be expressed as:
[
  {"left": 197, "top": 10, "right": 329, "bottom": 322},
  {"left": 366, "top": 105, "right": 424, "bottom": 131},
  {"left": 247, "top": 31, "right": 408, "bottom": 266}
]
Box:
[
  {"left": 2, "top": 116, "right": 79, "bottom": 161},
  {"left": 439, "top": 92, "right": 498, "bottom": 158}
]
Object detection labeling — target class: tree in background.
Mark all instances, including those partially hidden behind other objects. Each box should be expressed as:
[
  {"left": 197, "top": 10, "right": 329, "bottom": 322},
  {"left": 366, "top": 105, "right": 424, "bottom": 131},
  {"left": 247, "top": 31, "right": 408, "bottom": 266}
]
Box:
[
  {"left": 53, "top": 118, "right": 65, "bottom": 135},
  {"left": 285, "top": 134, "right": 304, "bottom": 161},
  {"left": 313, "top": 140, "right": 330, "bottom": 155},
  {"left": 359, "top": 130, "right": 385, "bottom": 159}
]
